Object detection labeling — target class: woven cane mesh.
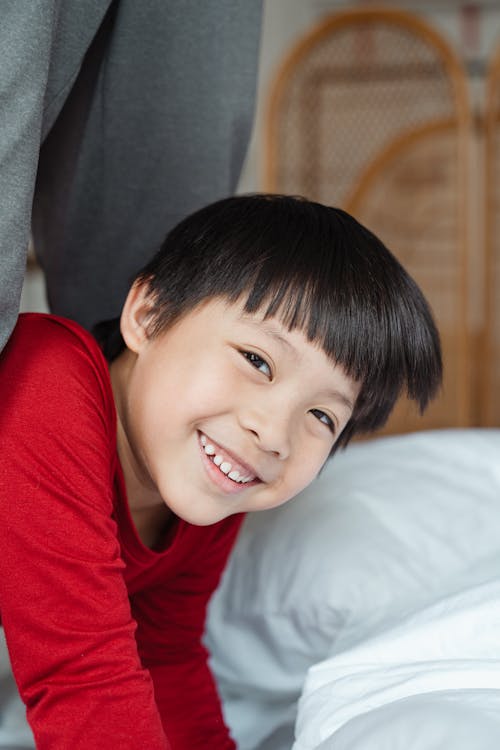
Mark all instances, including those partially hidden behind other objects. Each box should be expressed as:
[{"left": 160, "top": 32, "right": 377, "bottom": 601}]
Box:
[
  {"left": 484, "top": 54, "right": 500, "bottom": 426},
  {"left": 351, "top": 124, "right": 463, "bottom": 432},
  {"left": 266, "top": 10, "right": 470, "bottom": 434}
]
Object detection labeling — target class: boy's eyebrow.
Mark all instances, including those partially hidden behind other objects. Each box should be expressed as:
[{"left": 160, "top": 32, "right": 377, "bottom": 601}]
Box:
[
  {"left": 239, "top": 314, "right": 298, "bottom": 357},
  {"left": 321, "top": 388, "right": 354, "bottom": 411}
]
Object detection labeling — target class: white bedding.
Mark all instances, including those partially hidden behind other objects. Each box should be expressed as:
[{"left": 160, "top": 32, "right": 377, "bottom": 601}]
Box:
[
  {"left": 310, "top": 692, "right": 500, "bottom": 750},
  {"left": 0, "top": 629, "right": 34, "bottom": 749},
  {"left": 206, "top": 429, "right": 500, "bottom": 750},
  {"left": 294, "top": 579, "right": 500, "bottom": 749}
]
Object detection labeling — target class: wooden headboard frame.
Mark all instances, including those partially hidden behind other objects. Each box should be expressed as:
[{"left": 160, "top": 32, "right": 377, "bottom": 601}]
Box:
[
  {"left": 484, "top": 43, "right": 500, "bottom": 426},
  {"left": 263, "top": 7, "right": 476, "bottom": 434}
]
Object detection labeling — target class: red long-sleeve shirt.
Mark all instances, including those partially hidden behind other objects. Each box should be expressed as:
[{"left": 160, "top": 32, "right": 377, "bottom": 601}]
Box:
[{"left": 0, "top": 314, "right": 243, "bottom": 749}]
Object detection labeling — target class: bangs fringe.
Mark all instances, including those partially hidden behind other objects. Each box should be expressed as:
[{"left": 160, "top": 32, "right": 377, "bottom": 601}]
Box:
[{"left": 241, "top": 265, "right": 441, "bottom": 442}]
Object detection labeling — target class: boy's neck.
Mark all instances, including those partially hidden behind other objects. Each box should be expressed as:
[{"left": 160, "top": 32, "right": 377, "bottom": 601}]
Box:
[
  {"left": 130, "top": 503, "right": 174, "bottom": 550},
  {"left": 109, "top": 349, "right": 173, "bottom": 549}
]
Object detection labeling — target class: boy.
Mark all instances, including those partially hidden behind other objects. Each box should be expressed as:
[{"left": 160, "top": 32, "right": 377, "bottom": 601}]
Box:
[{"left": 0, "top": 195, "right": 442, "bottom": 749}]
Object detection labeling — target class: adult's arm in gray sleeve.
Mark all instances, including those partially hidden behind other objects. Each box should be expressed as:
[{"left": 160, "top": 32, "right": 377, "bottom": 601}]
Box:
[
  {"left": 0, "top": 2, "right": 55, "bottom": 352},
  {"left": 33, "top": 0, "right": 264, "bottom": 332},
  {"left": 0, "top": 0, "right": 110, "bottom": 352}
]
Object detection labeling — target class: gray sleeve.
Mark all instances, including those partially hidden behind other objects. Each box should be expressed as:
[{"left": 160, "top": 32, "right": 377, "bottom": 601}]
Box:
[
  {"left": 0, "top": 1, "right": 58, "bottom": 351},
  {"left": 2, "top": 0, "right": 263, "bottom": 339},
  {"left": 33, "top": 0, "right": 264, "bottom": 332}
]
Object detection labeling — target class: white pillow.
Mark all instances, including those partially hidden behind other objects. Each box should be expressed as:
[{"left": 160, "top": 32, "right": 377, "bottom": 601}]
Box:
[{"left": 205, "top": 429, "right": 500, "bottom": 750}]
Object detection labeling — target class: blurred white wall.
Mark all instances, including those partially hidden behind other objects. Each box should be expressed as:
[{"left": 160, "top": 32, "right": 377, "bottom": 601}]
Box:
[{"left": 20, "top": 259, "right": 48, "bottom": 314}]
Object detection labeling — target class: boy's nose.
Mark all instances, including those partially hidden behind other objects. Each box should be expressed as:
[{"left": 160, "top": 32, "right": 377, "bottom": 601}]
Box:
[{"left": 238, "top": 406, "right": 291, "bottom": 460}]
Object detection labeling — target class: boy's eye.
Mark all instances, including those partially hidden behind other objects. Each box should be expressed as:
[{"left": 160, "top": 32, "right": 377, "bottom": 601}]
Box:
[
  {"left": 242, "top": 351, "right": 272, "bottom": 379},
  {"left": 310, "top": 408, "right": 335, "bottom": 434}
]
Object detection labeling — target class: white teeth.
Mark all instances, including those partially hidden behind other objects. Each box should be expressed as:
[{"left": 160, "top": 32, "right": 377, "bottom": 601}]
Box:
[{"left": 201, "top": 434, "right": 256, "bottom": 484}]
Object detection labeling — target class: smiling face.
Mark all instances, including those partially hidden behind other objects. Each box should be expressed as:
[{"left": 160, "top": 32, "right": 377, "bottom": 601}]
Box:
[{"left": 110, "top": 285, "right": 360, "bottom": 528}]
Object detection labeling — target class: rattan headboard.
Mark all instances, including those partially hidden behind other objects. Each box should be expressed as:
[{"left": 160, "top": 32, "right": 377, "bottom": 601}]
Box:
[
  {"left": 484, "top": 43, "right": 500, "bottom": 427},
  {"left": 264, "top": 7, "right": 479, "bottom": 435}
]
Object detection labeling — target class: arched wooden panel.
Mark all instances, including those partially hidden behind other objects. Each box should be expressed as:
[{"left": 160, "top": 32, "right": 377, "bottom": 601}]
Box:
[
  {"left": 265, "top": 7, "right": 471, "bottom": 435},
  {"left": 483, "top": 44, "right": 500, "bottom": 426}
]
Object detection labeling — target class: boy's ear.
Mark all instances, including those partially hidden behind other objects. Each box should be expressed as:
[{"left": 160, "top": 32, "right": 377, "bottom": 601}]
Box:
[{"left": 120, "top": 281, "right": 155, "bottom": 353}]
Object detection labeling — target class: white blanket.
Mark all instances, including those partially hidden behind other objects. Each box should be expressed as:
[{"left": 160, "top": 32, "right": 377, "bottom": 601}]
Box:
[{"left": 294, "top": 579, "right": 500, "bottom": 749}]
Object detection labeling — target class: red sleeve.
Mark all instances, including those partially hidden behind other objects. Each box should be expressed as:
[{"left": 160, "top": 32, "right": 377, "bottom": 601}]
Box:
[
  {"left": 0, "top": 316, "right": 170, "bottom": 749},
  {"left": 131, "top": 517, "right": 244, "bottom": 750}
]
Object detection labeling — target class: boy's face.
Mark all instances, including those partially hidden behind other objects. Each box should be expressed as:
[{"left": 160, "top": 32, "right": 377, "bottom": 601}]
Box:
[{"left": 113, "top": 292, "right": 360, "bottom": 526}]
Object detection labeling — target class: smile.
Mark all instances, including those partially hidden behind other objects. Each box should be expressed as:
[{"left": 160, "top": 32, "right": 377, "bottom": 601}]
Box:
[{"left": 199, "top": 432, "right": 258, "bottom": 485}]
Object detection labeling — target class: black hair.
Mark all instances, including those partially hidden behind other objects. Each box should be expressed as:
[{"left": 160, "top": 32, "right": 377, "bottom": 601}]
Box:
[{"left": 94, "top": 193, "right": 442, "bottom": 448}]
